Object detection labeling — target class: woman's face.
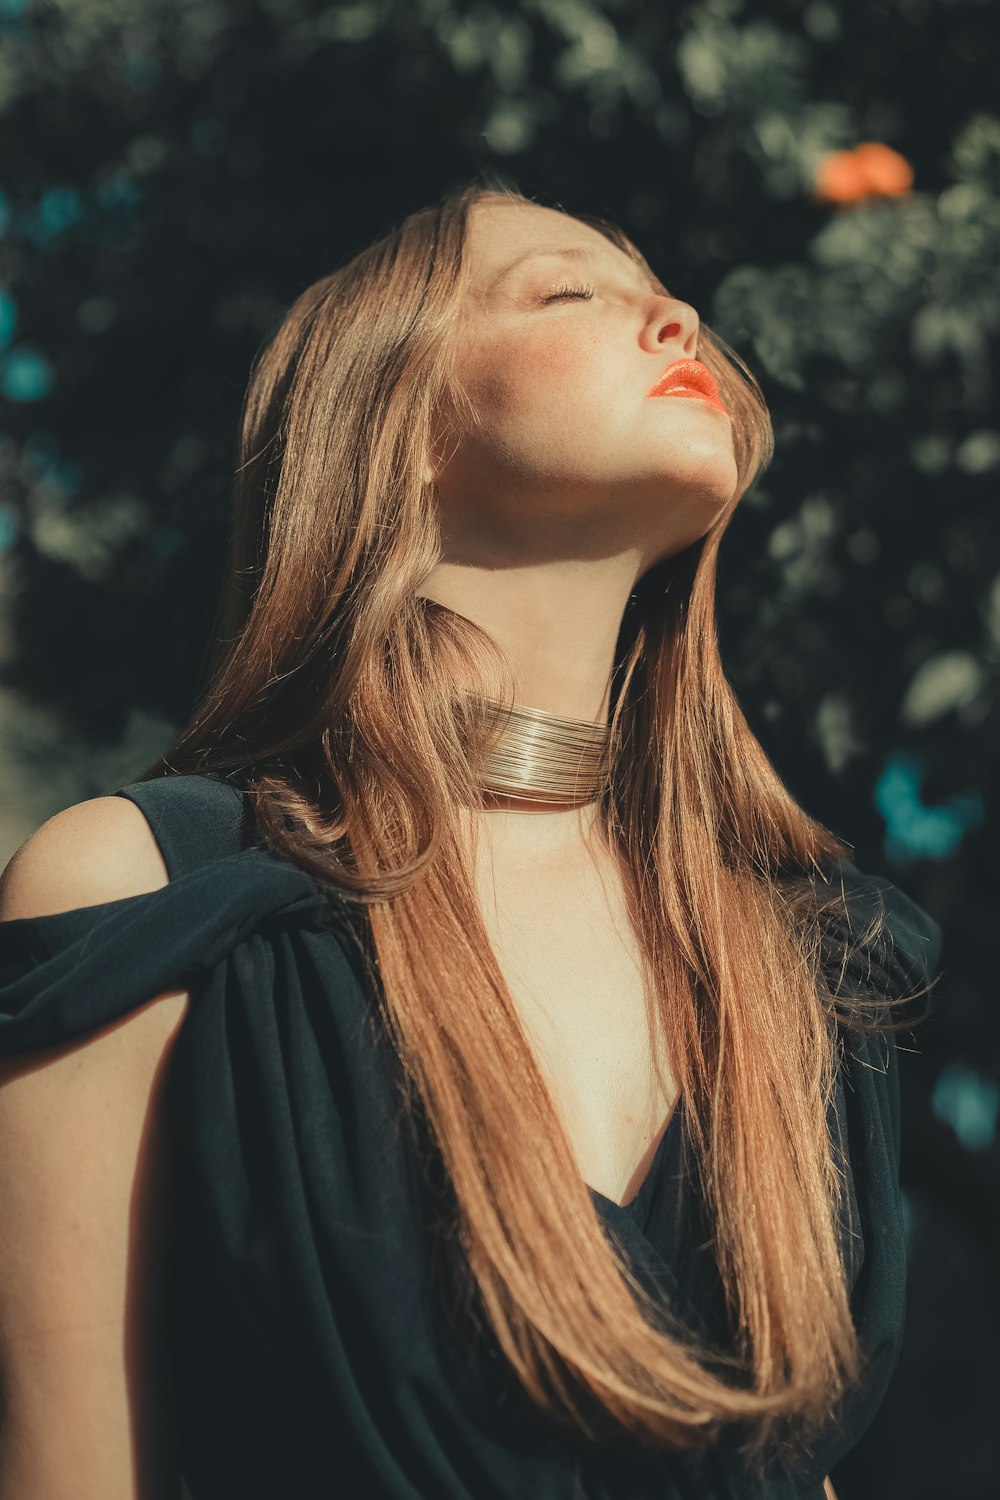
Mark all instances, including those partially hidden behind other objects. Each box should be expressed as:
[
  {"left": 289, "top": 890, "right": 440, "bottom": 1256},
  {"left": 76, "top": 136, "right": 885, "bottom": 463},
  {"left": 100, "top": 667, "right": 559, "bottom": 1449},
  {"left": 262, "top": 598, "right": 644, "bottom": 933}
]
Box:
[{"left": 428, "top": 200, "right": 738, "bottom": 572}]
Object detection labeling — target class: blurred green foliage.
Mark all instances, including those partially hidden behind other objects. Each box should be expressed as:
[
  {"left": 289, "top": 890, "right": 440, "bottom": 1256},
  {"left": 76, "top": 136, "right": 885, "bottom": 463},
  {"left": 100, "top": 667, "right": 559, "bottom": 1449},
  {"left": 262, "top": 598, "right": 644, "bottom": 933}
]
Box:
[{"left": 0, "top": 1, "right": 997, "bottom": 1492}]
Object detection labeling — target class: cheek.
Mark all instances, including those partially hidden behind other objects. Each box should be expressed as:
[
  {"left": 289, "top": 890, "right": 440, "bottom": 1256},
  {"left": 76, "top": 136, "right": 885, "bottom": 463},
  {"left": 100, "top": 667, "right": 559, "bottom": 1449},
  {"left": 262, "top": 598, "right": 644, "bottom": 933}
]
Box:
[{"left": 463, "top": 332, "right": 602, "bottom": 428}]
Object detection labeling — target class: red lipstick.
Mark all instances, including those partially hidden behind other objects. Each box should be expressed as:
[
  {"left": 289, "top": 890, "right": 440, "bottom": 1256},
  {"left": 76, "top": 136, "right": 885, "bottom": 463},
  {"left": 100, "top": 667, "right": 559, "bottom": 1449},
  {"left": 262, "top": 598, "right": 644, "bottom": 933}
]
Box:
[{"left": 646, "top": 358, "right": 728, "bottom": 413}]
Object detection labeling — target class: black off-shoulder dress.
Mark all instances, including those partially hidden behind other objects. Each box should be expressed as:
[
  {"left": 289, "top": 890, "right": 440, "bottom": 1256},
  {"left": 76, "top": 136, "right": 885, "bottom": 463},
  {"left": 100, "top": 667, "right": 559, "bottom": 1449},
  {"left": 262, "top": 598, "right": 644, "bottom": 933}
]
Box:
[{"left": 0, "top": 773, "right": 943, "bottom": 1500}]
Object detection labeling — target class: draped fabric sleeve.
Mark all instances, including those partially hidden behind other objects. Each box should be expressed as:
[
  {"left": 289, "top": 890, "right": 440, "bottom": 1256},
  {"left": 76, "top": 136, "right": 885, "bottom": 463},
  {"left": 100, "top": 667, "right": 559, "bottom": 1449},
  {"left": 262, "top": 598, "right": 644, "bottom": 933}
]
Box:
[
  {"left": 819, "top": 857, "right": 944, "bottom": 1029},
  {"left": 0, "top": 847, "right": 336, "bottom": 1057},
  {"left": 793, "top": 857, "right": 944, "bottom": 1490}
]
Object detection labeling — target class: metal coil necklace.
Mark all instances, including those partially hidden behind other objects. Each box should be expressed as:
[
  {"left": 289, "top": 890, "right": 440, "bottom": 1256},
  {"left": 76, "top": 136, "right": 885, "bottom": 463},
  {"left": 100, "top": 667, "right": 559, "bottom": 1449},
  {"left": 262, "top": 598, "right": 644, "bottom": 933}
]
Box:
[{"left": 478, "top": 698, "right": 612, "bottom": 806}]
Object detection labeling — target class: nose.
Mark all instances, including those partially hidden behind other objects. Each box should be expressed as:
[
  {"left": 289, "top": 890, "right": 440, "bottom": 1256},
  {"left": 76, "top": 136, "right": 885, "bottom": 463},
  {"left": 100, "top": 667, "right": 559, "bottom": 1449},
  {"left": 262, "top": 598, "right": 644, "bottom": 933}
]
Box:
[{"left": 641, "top": 297, "right": 699, "bottom": 358}]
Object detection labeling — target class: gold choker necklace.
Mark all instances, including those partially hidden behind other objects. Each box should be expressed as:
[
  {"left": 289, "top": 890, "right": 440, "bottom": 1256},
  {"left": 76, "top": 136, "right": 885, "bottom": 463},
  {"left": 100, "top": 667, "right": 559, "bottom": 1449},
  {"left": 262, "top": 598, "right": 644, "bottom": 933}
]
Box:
[{"left": 479, "top": 698, "right": 611, "bottom": 806}]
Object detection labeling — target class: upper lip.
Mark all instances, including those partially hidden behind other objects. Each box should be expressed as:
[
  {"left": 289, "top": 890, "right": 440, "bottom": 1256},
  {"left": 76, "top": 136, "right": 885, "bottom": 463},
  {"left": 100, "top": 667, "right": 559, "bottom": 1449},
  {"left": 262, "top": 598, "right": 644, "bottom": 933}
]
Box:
[{"left": 646, "top": 358, "right": 723, "bottom": 403}]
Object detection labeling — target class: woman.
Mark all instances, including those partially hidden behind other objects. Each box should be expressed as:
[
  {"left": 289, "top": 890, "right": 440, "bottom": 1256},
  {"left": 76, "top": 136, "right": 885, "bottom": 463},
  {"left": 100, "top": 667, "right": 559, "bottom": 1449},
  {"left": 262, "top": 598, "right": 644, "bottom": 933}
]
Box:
[{"left": 0, "top": 180, "right": 942, "bottom": 1498}]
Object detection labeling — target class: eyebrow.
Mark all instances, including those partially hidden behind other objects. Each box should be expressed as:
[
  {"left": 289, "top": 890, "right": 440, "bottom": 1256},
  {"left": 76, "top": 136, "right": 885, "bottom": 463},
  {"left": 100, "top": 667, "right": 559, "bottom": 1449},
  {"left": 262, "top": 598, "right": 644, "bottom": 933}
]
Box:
[{"left": 487, "top": 245, "right": 659, "bottom": 293}]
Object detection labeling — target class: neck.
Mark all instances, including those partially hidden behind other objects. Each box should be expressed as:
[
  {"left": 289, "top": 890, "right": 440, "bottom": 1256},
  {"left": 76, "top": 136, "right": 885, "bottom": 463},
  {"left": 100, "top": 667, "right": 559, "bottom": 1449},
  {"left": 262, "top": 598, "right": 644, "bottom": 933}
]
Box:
[
  {"left": 419, "top": 554, "right": 638, "bottom": 847},
  {"left": 418, "top": 551, "right": 639, "bottom": 724}
]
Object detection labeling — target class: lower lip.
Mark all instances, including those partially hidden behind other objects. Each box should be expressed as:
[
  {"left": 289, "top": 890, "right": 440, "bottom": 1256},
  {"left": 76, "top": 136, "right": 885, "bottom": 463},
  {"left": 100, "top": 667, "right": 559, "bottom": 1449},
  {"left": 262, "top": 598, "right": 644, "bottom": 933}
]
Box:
[{"left": 650, "top": 388, "right": 729, "bottom": 414}]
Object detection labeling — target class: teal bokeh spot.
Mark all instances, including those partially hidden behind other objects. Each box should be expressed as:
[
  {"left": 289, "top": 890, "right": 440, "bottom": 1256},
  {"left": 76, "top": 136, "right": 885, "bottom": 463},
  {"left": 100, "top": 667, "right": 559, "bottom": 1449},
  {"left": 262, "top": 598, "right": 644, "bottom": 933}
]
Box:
[
  {"left": 18, "top": 432, "right": 81, "bottom": 496},
  {"left": 121, "top": 52, "right": 161, "bottom": 91},
  {"left": 0, "top": 289, "right": 17, "bottom": 347},
  {"left": 874, "top": 751, "right": 985, "bottom": 865},
  {"left": 39, "top": 458, "right": 83, "bottom": 502},
  {"left": 96, "top": 173, "right": 142, "bottom": 213},
  {"left": 35, "top": 187, "right": 84, "bottom": 243},
  {"left": 932, "top": 1064, "right": 1000, "bottom": 1151},
  {"left": 1, "top": 347, "right": 55, "bottom": 402},
  {"left": 0, "top": 504, "right": 18, "bottom": 551}
]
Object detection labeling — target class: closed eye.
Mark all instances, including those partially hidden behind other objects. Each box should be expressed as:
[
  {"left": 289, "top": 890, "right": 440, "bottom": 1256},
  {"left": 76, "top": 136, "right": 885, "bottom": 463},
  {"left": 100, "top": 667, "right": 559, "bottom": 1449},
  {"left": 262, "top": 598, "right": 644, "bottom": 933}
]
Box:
[{"left": 540, "top": 281, "right": 595, "bottom": 304}]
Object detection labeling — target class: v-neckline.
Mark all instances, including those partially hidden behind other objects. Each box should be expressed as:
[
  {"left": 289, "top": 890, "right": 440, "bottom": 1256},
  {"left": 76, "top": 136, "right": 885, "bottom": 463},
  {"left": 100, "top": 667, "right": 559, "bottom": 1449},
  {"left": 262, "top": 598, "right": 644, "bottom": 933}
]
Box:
[{"left": 588, "top": 1091, "right": 684, "bottom": 1215}]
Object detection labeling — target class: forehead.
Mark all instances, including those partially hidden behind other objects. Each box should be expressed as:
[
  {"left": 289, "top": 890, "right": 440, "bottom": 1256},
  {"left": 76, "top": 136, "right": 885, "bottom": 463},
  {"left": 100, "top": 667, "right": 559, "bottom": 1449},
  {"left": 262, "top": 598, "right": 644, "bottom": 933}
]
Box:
[{"left": 465, "top": 200, "right": 652, "bottom": 291}]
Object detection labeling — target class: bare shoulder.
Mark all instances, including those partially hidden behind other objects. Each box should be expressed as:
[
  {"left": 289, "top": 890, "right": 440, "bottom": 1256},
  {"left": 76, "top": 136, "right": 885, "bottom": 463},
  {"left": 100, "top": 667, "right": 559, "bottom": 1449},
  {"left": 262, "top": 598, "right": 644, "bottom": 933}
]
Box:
[
  {"left": 0, "top": 792, "right": 186, "bottom": 1493},
  {"left": 0, "top": 792, "right": 191, "bottom": 1081},
  {"left": 0, "top": 792, "right": 170, "bottom": 921}
]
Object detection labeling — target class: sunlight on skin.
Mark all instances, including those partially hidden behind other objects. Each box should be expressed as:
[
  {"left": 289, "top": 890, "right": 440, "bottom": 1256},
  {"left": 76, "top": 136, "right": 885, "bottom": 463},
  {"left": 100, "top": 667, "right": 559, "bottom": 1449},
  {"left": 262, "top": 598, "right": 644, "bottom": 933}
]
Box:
[{"left": 420, "top": 197, "right": 738, "bottom": 737}]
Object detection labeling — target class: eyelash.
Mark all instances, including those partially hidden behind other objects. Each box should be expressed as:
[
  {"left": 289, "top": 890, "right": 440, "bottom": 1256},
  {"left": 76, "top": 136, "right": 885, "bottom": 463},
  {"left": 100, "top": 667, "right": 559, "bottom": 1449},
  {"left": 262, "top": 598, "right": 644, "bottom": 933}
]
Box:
[{"left": 540, "top": 281, "right": 595, "bottom": 303}]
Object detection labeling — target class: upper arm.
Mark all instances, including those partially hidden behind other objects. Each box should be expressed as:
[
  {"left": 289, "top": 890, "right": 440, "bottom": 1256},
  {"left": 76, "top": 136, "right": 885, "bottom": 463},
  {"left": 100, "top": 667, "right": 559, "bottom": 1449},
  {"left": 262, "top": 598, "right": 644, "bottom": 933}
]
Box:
[
  {"left": 0, "top": 793, "right": 173, "bottom": 920},
  {"left": 0, "top": 795, "right": 190, "bottom": 1497}
]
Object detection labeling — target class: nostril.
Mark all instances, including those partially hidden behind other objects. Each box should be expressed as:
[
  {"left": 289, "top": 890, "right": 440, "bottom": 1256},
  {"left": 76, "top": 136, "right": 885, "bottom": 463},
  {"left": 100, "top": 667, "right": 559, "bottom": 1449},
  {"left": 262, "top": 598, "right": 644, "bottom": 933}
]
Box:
[{"left": 658, "top": 322, "right": 682, "bottom": 342}]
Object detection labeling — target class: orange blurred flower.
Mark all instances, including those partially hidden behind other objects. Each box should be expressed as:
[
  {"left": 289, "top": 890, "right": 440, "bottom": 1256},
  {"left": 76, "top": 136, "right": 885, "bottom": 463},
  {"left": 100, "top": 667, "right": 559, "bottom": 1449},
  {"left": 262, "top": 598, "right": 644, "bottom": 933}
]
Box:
[{"left": 814, "top": 142, "right": 914, "bottom": 206}]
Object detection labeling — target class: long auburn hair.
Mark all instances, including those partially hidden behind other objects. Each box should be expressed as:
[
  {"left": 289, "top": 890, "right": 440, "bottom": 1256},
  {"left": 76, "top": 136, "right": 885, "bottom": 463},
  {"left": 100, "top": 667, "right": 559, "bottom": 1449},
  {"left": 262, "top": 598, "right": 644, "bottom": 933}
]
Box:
[{"left": 137, "top": 178, "right": 935, "bottom": 1471}]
